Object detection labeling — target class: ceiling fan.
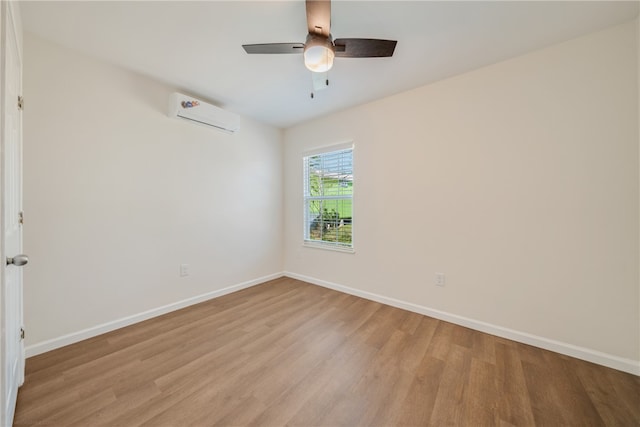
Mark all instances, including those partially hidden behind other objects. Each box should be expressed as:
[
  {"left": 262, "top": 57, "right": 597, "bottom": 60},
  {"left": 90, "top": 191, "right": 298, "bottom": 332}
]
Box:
[{"left": 242, "top": 0, "right": 397, "bottom": 97}]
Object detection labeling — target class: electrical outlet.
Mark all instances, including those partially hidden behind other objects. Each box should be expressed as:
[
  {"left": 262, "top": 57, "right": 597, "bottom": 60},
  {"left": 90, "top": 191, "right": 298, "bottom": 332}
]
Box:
[
  {"left": 180, "top": 264, "right": 189, "bottom": 277},
  {"left": 435, "top": 273, "right": 445, "bottom": 287}
]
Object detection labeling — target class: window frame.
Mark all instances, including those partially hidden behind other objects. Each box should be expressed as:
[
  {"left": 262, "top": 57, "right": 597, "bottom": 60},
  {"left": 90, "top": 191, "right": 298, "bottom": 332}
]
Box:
[{"left": 302, "top": 142, "right": 355, "bottom": 253}]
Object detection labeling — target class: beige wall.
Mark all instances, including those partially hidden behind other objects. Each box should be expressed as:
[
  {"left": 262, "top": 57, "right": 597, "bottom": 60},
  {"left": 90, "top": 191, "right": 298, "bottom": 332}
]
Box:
[
  {"left": 22, "top": 19, "right": 640, "bottom": 372},
  {"left": 284, "top": 20, "right": 639, "bottom": 367},
  {"left": 637, "top": 17, "right": 640, "bottom": 364},
  {"left": 23, "top": 34, "right": 283, "bottom": 348}
]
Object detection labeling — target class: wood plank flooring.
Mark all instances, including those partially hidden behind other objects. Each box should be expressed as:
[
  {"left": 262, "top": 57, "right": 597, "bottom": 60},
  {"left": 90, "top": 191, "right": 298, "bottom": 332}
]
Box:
[{"left": 14, "top": 277, "right": 640, "bottom": 426}]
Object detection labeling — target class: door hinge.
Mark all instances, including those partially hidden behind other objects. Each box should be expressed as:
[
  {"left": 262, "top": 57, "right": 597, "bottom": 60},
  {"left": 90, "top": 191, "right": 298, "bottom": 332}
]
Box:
[
  {"left": 20, "top": 328, "right": 24, "bottom": 340},
  {"left": 18, "top": 211, "right": 23, "bottom": 225},
  {"left": 17, "top": 96, "right": 23, "bottom": 111}
]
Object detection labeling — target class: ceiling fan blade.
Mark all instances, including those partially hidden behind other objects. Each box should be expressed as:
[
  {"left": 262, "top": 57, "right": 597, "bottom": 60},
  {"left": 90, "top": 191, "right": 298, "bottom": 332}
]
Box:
[
  {"left": 243, "top": 43, "right": 304, "bottom": 54},
  {"left": 306, "top": 0, "right": 331, "bottom": 37},
  {"left": 333, "top": 38, "right": 397, "bottom": 58}
]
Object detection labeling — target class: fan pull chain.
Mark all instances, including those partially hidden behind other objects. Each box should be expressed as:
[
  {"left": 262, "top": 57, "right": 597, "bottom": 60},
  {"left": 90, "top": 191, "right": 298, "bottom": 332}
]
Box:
[
  {"left": 310, "top": 47, "right": 331, "bottom": 99},
  {"left": 310, "top": 75, "right": 330, "bottom": 99}
]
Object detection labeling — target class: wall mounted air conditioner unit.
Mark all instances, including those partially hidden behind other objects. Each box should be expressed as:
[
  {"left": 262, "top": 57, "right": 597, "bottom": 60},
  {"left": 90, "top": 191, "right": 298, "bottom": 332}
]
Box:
[{"left": 168, "top": 92, "right": 240, "bottom": 134}]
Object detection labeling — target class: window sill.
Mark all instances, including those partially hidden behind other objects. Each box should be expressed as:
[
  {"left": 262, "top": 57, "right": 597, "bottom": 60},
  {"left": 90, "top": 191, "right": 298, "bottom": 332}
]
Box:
[{"left": 303, "top": 241, "right": 355, "bottom": 254}]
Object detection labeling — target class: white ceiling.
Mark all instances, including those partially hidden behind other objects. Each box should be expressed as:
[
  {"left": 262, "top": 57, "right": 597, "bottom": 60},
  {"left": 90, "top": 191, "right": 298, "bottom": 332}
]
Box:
[{"left": 21, "top": 1, "right": 639, "bottom": 129}]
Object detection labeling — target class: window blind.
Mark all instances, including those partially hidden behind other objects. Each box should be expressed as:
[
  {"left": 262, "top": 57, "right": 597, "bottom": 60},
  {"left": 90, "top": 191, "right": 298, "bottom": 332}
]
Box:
[{"left": 303, "top": 146, "right": 353, "bottom": 249}]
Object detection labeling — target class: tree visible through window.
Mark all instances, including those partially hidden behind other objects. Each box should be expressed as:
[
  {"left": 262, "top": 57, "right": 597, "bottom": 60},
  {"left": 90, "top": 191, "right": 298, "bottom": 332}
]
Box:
[{"left": 303, "top": 145, "right": 353, "bottom": 249}]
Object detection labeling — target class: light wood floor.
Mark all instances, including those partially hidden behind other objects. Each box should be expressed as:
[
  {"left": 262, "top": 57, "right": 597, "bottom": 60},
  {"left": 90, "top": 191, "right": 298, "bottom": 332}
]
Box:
[{"left": 14, "top": 277, "right": 640, "bottom": 426}]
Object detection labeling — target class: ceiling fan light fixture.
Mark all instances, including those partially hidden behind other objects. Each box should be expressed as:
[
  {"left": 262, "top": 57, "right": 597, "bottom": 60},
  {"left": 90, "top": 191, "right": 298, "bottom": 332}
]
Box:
[{"left": 304, "top": 34, "right": 335, "bottom": 73}]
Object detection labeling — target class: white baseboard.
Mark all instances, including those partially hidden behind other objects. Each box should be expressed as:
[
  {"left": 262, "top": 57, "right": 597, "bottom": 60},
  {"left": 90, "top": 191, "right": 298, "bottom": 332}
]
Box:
[
  {"left": 284, "top": 271, "right": 640, "bottom": 376},
  {"left": 26, "top": 270, "right": 639, "bottom": 376},
  {"left": 25, "top": 272, "right": 284, "bottom": 358}
]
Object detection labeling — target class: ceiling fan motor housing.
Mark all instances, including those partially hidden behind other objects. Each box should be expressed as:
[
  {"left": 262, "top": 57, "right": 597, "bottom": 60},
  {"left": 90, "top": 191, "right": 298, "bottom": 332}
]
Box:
[{"left": 304, "top": 33, "right": 335, "bottom": 73}]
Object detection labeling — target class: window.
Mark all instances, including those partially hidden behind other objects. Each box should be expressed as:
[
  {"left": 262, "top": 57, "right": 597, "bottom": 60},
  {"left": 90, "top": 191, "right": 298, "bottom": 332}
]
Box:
[{"left": 303, "top": 144, "right": 353, "bottom": 251}]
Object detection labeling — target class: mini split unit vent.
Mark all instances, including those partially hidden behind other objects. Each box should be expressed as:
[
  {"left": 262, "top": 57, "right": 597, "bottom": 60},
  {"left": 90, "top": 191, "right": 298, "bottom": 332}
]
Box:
[{"left": 168, "top": 92, "right": 240, "bottom": 134}]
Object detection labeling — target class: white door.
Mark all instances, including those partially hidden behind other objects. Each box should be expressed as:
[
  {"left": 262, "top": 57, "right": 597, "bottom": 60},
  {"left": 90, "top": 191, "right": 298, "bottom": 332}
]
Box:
[{"left": 1, "top": 2, "right": 25, "bottom": 426}]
